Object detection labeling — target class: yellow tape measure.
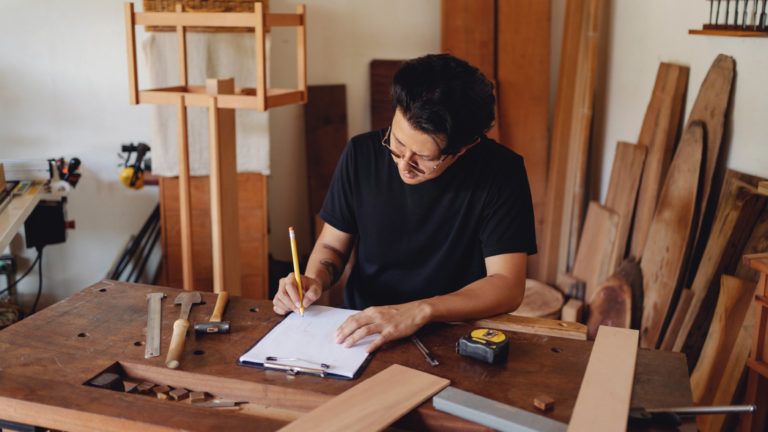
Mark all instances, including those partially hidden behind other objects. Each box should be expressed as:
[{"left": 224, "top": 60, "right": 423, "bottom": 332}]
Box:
[{"left": 456, "top": 328, "right": 509, "bottom": 364}]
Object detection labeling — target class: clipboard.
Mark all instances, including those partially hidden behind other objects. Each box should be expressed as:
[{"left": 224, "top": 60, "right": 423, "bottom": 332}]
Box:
[{"left": 237, "top": 305, "right": 375, "bottom": 380}]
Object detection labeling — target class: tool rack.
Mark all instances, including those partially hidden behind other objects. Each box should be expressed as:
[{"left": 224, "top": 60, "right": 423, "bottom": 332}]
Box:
[{"left": 124, "top": 2, "right": 307, "bottom": 295}]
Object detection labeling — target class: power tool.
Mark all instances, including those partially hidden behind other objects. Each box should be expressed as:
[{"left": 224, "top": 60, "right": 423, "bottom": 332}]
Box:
[{"left": 456, "top": 328, "right": 509, "bottom": 364}]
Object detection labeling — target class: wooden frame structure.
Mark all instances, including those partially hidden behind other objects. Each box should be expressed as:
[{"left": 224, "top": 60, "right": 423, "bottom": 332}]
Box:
[{"left": 124, "top": 2, "right": 307, "bottom": 295}]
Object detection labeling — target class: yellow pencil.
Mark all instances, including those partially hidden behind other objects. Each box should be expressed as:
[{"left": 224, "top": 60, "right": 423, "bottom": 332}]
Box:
[{"left": 288, "top": 227, "right": 305, "bottom": 316}]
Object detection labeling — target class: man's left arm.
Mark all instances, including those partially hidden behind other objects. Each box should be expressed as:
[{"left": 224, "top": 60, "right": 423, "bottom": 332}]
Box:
[{"left": 334, "top": 252, "right": 527, "bottom": 352}]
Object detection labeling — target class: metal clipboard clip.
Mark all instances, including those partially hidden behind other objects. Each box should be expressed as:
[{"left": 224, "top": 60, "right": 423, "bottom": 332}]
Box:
[{"left": 263, "top": 356, "right": 331, "bottom": 377}]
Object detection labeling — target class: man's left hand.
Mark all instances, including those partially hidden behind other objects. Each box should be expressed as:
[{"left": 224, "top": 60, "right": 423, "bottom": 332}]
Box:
[{"left": 334, "top": 302, "right": 431, "bottom": 353}]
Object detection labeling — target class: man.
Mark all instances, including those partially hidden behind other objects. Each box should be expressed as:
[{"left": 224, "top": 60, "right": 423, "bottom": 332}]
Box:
[{"left": 273, "top": 54, "right": 537, "bottom": 353}]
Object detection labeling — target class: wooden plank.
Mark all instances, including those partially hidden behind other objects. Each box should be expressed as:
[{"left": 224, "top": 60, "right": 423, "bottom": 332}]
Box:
[
  {"left": 303, "top": 85, "right": 347, "bottom": 240},
  {"left": 175, "top": 4, "right": 187, "bottom": 86},
  {"left": 571, "top": 201, "right": 620, "bottom": 303},
  {"left": 639, "top": 122, "right": 704, "bottom": 349},
  {"left": 253, "top": 2, "right": 266, "bottom": 111},
  {"left": 295, "top": 5, "right": 307, "bottom": 103},
  {"left": 586, "top": 259, "right": 643, "bottom": 340},
  {"left": 567, "top": 326, "right": 638, "bottom": 432},
  {"left": 628, "top": 63, "right": 689, "bottom": 259},
  {"left": 440, "top": 0, "right": 495, "bottom": 80},
  {"left": 278, "top": 365, "right": 450, "bottom": 432},
  {"left": 673, "top": 170, "right": 767, "bottom": 357},
  {"left": 370, "top": 60, "right": 404, "bottom": 131},
  {"left": 604, "top": 141, "right": 647, "bottom": 271},
  {"left": 470, "top": 314, "right": 587, "bottom": 341},
  {"left": 538, "top": 0, "right": 594, "bottom": 284},
  {"left": 496, "top": 0, "right": 550, "bottom": 277},
  {"left": 686, "top": 55, "right": 736, "bottom": 281},
  {"left": 659, "top": 288, "right": 693, "bottom": 351},
  {"left": 690, "top": 276, "right": 755, "bottom": 406}
]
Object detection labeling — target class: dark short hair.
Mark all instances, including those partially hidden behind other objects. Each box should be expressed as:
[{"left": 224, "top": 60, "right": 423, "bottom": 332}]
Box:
[{"left": 391, "top": 54, "right": 495, "bottom": 155}]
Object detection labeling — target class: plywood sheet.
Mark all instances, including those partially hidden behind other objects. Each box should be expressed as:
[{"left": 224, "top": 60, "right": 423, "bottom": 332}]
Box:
[
  {"left": 567, "top": 326, "right": 638, "bottom": 432},
  {"left": 639, "top": 122, "right": 703, "bottom": 349},
  {"left": 279, "top": 364, "right": 449, "bottom": 432}
]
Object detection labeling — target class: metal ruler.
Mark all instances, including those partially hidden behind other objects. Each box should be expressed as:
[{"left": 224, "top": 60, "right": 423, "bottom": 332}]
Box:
[{"left": 145, "top": 293, "right": 165, "bottom": 358}]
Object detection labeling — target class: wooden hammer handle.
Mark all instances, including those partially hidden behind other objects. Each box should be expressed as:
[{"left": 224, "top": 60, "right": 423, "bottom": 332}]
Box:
[
  {"left": 210, "top": 291, "right": 229, "bottom": 323},
  {"left": 166, "top": 318, "right": 189, "bottom": 369}
]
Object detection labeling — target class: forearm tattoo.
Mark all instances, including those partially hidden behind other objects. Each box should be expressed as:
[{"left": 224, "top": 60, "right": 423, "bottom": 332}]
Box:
[{"left": 320, "top": 260, "right": 341, "bottom": 287}]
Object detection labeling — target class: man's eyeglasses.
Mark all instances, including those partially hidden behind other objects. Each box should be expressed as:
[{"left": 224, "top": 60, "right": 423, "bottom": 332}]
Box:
[{"left": 381, "top": 126, "right": 448, "bottom": 175}]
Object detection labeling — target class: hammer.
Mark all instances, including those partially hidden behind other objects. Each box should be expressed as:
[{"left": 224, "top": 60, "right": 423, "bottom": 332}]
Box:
[{"left": 194, "top": 291, "right": 230, "bottom": 334}]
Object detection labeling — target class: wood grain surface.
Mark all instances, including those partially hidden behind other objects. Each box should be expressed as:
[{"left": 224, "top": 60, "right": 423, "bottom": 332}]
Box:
[
  {"left": 604, "top": 142, "right": 647, "bottom": 272},
  {"left": 629, "top": 63, "right": 689, "bottom": 260},
  {"left": 640, "top": 122, "right": 704, "bottom": 349},
  {"left": 0, "top": 281, "right": 694, "bottom": 431},
  {"left": 510, "top": 279, "right": 564, "bottom": 319},
  {"left": 279, "top": 365, "right": 449, "bottom": 432},
  {"left": 572, "top": 201, "right": 620, "bottom": 303},
  {"left": 659, "top": 288, "right": 693, "bottom": 351},
  {"left": 370, "top": 60, "right": 403, "bottom": 131},
  {"left": 567, "top": 326, "right": 639, "bottom": 432}
]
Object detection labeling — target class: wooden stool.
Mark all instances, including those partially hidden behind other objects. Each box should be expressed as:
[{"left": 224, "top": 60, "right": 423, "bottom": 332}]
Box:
[{"left": 742, "top": 252, "right": 768, "bottom": 432}]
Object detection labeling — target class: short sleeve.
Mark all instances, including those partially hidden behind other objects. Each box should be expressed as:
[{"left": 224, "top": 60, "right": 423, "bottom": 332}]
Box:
[
  {"left": 479, "top": 156, "right": 538, "bottom": 257},
  {"left": 318, "top": 140, "right": 358, "bottom": 235}
]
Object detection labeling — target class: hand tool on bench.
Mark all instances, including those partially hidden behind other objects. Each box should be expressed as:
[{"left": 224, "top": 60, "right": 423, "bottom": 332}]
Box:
[
  {"left": 194, "top": 291, "right": 230, "bottom": 334},
  {"left": 145, "top": 292, "right": 165, "bottom": 358},
  {"left": 166, "top": 291, "right": 202, "bottom": 369}
]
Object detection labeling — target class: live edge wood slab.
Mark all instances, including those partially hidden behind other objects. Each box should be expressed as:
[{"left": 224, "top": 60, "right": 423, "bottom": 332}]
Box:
[{"left": 0, "top": 281, "right": 693, "bottom": 431}]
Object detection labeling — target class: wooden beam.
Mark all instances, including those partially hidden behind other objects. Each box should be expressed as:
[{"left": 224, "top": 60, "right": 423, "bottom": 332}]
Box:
[
  {"left": 175, "top": 3, "right": 187, "bottom": 87},
  {"left": 567, "top": 326, "right": 638, "bottom": 432},
  {"left": 124, "top": 2, "right": 138, "bottom": 105},
  {"left": 571, "top": 201, "right": 619, "bottom": 303},
  {"left": 295, "top": 5, "right": 307, "bottom": 103},
  {"left": 470, "top": 314, "right": 587, "bottom": 341},
  {"left": 176, "top": 96, "right": 194, "bottom": 291},
  {"left": 207, "top": 79, "right": 241, "bottom": 295}
]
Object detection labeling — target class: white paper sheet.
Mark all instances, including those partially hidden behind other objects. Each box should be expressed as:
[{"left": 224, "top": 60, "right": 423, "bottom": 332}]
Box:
[{"left": 239, "top": 305, "right": 376, "bottom": 379}]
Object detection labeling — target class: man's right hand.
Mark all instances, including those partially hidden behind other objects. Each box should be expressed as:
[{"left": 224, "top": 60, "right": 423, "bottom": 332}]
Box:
[{"left": 273, "top": 273, "right": 323, "bottom": 315}]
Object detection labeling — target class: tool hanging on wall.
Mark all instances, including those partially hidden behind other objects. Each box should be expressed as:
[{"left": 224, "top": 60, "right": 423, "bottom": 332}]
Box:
[
  {"left": 119, "top": 143, "right": 150, "bottom": 190},
  {"left": 693, "top": 0, "right": 768, "bottom": 32}
]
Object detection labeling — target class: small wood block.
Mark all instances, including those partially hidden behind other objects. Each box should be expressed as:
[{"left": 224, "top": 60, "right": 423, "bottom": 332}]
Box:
[
  {"left": 136, "top": 381, "right": 156, "bottom": 395},
  {"left": 169, "top": 388, "right": 189, "bottom": 401},
  {"left": 561, "top": 298, "right": 583, "bottom": 323},
  {"left": 188, "top": 391, "right": 206, "bottom": 403},
  {"left": 86, "top": 372, "right": 125, "bottom": 392},
  {"left": 555, "top": 273, "right": 586, "bottom": 300},
  {"left": 533, "top": 394, "right": 555, "bottom": 412},
  {"left": 153, "top": 385, "right": 171, "bottom": 399},
  {"left": 758, "top": 181, "right": 768, "bottom": 195}
]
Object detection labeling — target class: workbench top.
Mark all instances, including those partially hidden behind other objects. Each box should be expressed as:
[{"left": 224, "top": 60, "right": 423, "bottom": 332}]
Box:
[{"left": 0, "top": 281, "right": 694, "bottom": 431}]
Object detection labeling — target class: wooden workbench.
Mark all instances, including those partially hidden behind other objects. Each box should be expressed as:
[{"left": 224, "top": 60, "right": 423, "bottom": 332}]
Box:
[{"left": 0, "top": 281, "right": 694, "bottom": 431}]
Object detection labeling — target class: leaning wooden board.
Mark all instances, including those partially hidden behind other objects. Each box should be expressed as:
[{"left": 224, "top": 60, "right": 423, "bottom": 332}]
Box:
[
  {"left": 672, "top": 170, "right": 768, "bottom": 357},
  {"left": 496, "top": 0, "right": 550, "bottom": 277},
  {"left": 279, "top": 365, "right": 449, "bottom": 432},
  {"left": 639, "top": 122, "right": 704, "bottom": 349},
  {"left": 685, "top": 54, "right": 736, "bottom": 282},
  {"left": 629, "top": 63, "right": 689, "bottom": 260},
  {"left": 604, "top": 142, "right": 647, "bottom": 272},
  {"left": 572, "top": 201, "right": 620, "bottom": 303},
  {"left": 567, "top": 326, "right": 639, "bottom": 432},
  {"left": 690, "top": 275, "right": 755, "bottom": 406},
  {"left": 370, "top": 60, "right": 404, "bottom": 131}
]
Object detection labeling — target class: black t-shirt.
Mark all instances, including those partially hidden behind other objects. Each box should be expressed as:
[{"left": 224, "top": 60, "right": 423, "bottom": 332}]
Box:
[{"left": 319, "top": 128, "right": 537, "bottom": 310}]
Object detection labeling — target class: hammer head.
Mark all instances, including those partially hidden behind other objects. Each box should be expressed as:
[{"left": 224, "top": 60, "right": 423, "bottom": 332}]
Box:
[{"left": 194, "top": 321, "right": 231, "bottom": 334}]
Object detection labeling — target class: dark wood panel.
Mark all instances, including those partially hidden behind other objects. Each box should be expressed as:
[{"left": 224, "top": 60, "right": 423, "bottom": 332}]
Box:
[{"left": 370, "top": 60, "right": 404, "bottom": 132}]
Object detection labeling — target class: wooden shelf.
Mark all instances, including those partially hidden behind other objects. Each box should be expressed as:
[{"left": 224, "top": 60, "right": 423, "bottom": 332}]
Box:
[{"left": 689, "top": 28, "right": 768, "bottom": 37}]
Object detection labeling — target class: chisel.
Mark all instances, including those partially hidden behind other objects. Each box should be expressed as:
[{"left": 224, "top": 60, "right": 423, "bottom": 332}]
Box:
[
  {"left": 742, "top": 0, "right": 749, "bottom": 28},
  {"left": 145, "top": 293, "right": 165, "bottom": 358},
  {"left": 754, "top": 0, "right": 759, "bottom": 29},
  {"left": 725, "top": 0, "right": 731, "bottom": 26},
  {"left": 761, "top": 0, "right": 767, "bottom": 29},
  {"left": 716, "top": 0, "right": 722, "bottom": 25}
]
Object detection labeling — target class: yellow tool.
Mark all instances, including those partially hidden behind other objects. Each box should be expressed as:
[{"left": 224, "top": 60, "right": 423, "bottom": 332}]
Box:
[
  {"left": 456, "top": 328, "right": 509, "bottom": 364},
  {"left": 288, "top": 227, "right": 305, "bottom": 316}
]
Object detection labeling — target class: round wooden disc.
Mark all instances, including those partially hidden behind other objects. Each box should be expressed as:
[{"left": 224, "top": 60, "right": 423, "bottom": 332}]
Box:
[{"left": 510, "top": 279, "right": 564, "bottom": 319}]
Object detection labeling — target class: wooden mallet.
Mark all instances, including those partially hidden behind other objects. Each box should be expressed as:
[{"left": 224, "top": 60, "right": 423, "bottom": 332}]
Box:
[{"left": 194, "top": 291, "right": 230, "bottom": 334}]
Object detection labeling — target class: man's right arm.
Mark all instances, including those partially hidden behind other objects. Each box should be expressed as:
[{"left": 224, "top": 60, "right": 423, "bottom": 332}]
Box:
[{"left": 272, "top": 223, "right": 354, "bottom": 315}]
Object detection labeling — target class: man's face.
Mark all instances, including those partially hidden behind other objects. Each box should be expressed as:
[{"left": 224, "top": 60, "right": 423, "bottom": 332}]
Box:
[{"left": 387, "top": 109, "right": 456, "bottom": 185}]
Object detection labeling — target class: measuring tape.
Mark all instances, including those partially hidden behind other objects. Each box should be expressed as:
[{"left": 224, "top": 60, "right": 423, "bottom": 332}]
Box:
[{"left": 456, "top": 328, "right": 509, "bottom": 364}]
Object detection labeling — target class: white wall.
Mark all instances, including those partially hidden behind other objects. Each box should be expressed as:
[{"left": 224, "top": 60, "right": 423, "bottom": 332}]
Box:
[
  {"left": 0, "top": 0, "right": 157, "bottom": 311},
  {"left": 0, "top": 0, "right": 441, "bottom": 311},
  {"left": 596, "top": 0, "right": 768, "bottom": 201}
]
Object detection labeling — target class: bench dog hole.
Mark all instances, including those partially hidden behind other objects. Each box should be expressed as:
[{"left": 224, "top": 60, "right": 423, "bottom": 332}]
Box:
[
  {"left": 193, "top": 350, "right": 205, "bottom": 356},
  {"left": 78, "top": 333, "right": 89, "bottom": 338},
  {"left": 551, "top": 347, "right": 562, "bottom": 354},
  {"left": 134, "top": 341, "right": 144, "bottom": 346}
]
